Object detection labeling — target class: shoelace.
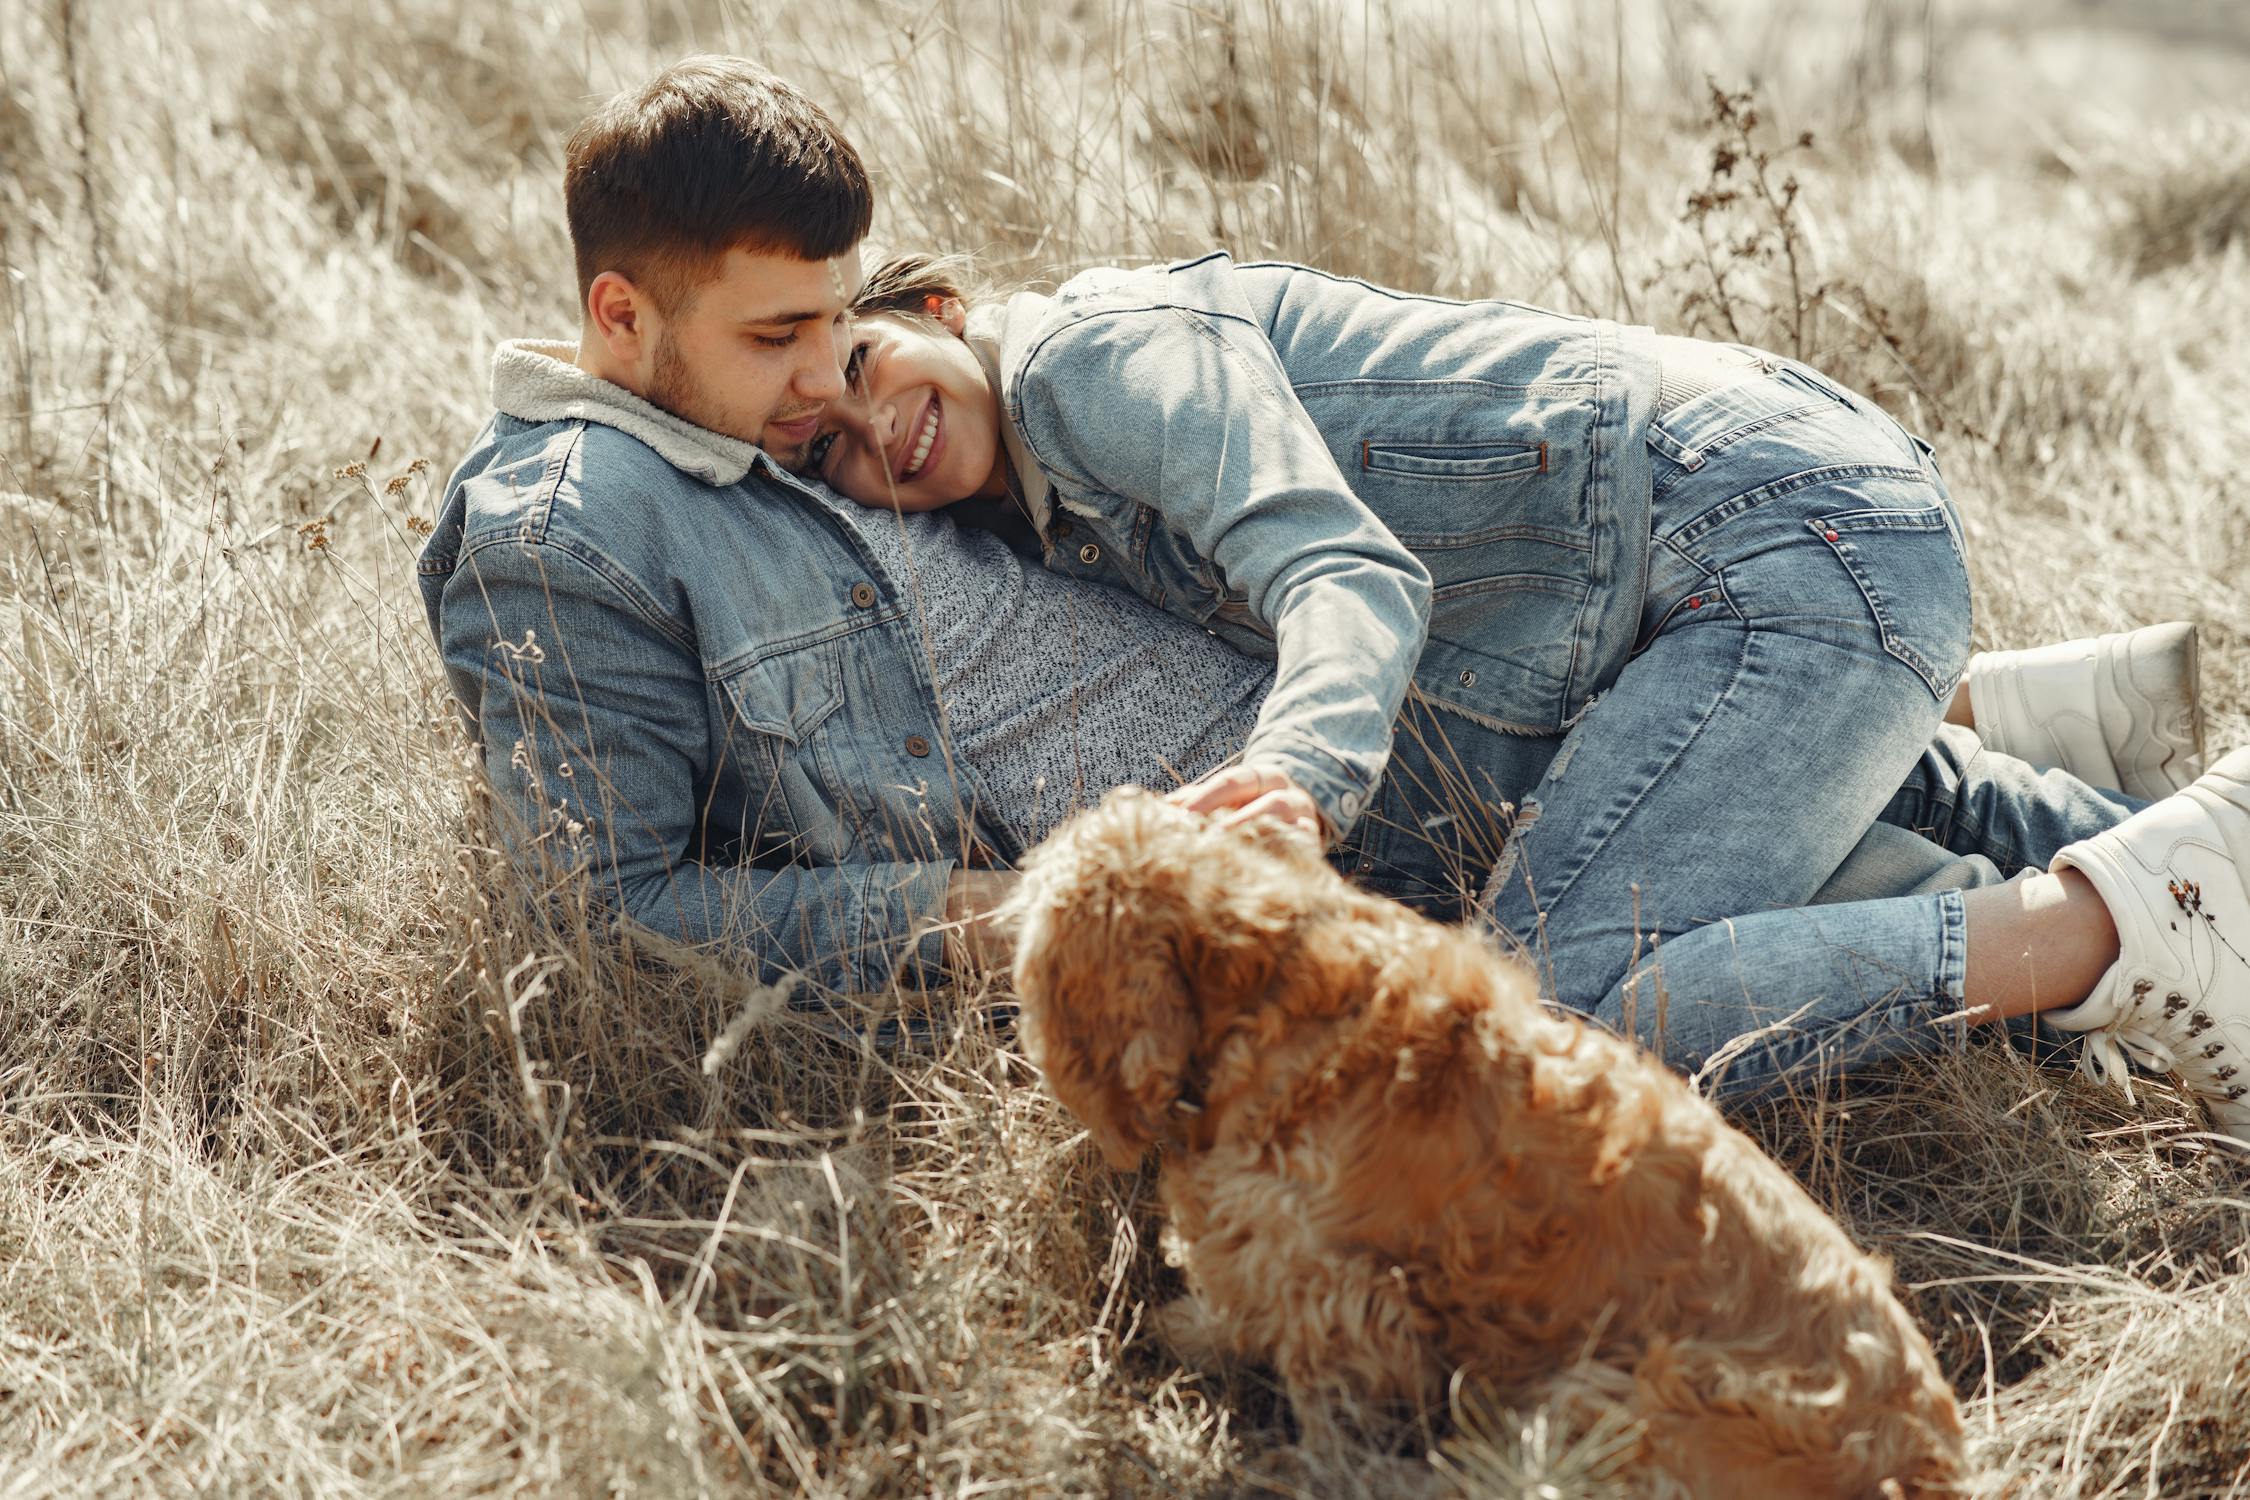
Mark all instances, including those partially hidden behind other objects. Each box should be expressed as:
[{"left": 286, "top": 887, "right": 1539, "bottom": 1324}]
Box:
[
  {"left": 2073, "top": 1005, "right": 2250, "bottom": 1120},
  {"left": 2074, "top": 1021, "right": 2178, "bottom": 1104}
]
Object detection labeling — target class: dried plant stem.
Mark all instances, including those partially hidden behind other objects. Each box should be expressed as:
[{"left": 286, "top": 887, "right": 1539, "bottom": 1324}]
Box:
[{"left": 55, "top": 0, "right": 109, "bottom": 297}]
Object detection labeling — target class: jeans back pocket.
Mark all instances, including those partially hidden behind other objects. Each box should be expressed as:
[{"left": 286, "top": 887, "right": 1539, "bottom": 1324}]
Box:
[{"left": 1808, "top": 502, "right": 1973, "bottom": 702}]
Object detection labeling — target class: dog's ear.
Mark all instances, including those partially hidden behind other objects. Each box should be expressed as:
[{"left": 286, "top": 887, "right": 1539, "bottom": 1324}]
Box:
[
  {"left": 1019, "top": 918, "right": 1198, "bottom": 1171},
  {"left": 1011, "top": 802, "right": 1201, "bottom": 1172},
  {"left": 1010, "top": 786, "right": 1309, "bottom": 1171},
  {"left": 1090, "top": 938, "right": 1200, "bottom": 1168}
]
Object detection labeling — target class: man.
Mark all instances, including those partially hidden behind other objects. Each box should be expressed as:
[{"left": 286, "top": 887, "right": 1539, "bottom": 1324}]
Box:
[
  {"left": 420, "top": 56, "right": 1021, "bottom": 993},
  {"left": 424, "top": 54, "right": 1333, "bottom": 1003}
]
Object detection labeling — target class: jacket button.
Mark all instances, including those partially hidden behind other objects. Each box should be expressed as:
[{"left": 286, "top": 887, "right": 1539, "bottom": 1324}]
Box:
[
  {"left": 1459, "top": 669, "right": 1478, "bottom": 688},
  {"left": 905, "top": 735, "right": 931, "bottom": 757},
  {"left": 850, "top": 582, "right": 876, "bottom": 608},
  {"left": 1078, "top": 542, "right": 1101, "bottom": 565}
]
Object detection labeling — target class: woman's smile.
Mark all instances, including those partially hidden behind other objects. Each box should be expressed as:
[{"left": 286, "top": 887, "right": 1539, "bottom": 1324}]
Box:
[
  {"left": 809, "top": 305, "right": 1008, "bottom": 511},
  {"left": 898, "top": 393, "right": 943, "bottom": 481}
]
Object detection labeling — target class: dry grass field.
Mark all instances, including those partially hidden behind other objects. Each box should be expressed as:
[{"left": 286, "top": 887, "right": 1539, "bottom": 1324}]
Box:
[{"left": 5, "top": 0, "right": 2250, "bottom": 1493}]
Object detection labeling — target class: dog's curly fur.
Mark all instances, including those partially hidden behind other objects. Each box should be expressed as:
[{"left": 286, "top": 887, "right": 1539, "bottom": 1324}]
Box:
[{"left": 1007, "top": 788, "right": 1965, "bottom": 1498}]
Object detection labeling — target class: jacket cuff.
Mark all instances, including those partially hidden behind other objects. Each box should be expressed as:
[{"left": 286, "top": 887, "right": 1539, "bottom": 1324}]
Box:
[
  {"left": 1238, "top": 734, "right": 1383, "bottom": 842},
  {"left": 882, "top": 858, "right": 960, "bottom": 992}
]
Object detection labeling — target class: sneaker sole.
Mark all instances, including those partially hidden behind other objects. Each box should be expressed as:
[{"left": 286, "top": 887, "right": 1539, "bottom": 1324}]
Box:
[{"left": 2106, "top": 621, "right": 2205, "bottom": 801}]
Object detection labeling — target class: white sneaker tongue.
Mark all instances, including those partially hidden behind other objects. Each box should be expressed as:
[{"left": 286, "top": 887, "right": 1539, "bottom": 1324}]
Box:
[{"left": 1968, "top": 646, "right": 2089, "bottom": 762}]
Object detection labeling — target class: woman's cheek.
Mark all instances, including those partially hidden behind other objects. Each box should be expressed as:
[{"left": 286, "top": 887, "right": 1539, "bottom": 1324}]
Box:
[{"left": 957, "top": 428, "right": 992, "bottom": 498}]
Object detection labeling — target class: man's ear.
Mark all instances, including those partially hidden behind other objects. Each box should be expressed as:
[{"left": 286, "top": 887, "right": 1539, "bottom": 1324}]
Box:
[{"left": 586, "top": 271, "right": 656, "bottom": 363}]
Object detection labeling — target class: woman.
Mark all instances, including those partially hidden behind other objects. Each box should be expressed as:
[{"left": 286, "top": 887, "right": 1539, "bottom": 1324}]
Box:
[{"left": 805, "top": 249, "right": 2247, "bottom": 1137}]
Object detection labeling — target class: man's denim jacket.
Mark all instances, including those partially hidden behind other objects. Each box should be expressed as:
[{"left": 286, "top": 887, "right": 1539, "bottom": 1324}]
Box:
[
  {"left": 420, "top": 342, "right": 1001, "bottom": 995},
  {"left": 990, "top": 251, "right": 1662, "bottom": 836}
]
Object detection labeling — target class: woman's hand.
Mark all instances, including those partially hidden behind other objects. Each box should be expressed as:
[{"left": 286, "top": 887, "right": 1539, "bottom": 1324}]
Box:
[{"left": 1168, "top": 764, "right": 1329, "bottom": 845}]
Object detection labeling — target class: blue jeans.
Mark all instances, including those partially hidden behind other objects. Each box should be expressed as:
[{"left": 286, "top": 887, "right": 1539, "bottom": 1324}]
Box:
[
  {"left": 1368, "top": 361, "right": 2137, "bottom": 1097},
  {"left": 1815, "top": 727, "right": 2141, "bottom": 901}
]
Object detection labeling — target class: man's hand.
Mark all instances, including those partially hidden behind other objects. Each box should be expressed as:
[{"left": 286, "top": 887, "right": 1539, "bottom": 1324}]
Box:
[
  {"left": 1168, "top": 764, "right": 1329, "bottom": 845},
  {"left": 941, "top": 868, "right": 1021, "bottom": 980}
]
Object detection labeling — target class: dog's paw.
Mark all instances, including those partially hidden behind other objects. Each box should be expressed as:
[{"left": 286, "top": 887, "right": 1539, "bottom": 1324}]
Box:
[{"left": 1149, "top": 1294, "right": 1241, "bottom": 1372}]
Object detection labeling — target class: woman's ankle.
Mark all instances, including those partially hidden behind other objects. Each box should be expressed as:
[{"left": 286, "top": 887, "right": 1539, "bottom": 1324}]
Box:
[
  {"left": 1959, "top": 868, "right": 2119, "bottom": 1023},
  {"left": 1944, "top": 672, "right": 1976, "bottom": 730}
]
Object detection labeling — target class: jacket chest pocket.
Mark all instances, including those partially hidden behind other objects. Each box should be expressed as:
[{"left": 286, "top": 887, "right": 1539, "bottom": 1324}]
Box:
[
  {"left": 715, "top": 647, "right": 859, "bottom": 857},
  {"left": 721, "top": 637, "right": 989, "bottom": 865},
  {"left": 1361, "top": 440, "right": 1548, "bottom": 484},
  {"left": 1298, "top": 384, "right": 1601, "bottom": 584}
]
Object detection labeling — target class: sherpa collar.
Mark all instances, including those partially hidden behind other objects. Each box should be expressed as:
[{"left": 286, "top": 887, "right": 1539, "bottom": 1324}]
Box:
[{"left": 490, "top": 339, "right": 767, "bottom": 487}]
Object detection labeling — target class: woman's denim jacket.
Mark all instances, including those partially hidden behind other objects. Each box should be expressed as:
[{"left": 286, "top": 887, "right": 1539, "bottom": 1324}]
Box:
[{"left": 991, "top": 251, "right": 1662, "bottom": 836}]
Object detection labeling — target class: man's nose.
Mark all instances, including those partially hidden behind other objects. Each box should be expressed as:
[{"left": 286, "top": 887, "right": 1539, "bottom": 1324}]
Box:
[{"left": 796, "top": 340, "right": 847, "bottom": 404}]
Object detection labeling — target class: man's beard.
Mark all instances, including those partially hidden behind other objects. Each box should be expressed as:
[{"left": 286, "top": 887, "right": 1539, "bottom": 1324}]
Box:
[
  {"left": 645, "top": 332, "right": 816, "bottom": 469},
  {"left": 763, "top": 428, "right": 818, "bottom": 471},
  {"left": 644, "top": 333, "right": 721, "bottom": 434}
]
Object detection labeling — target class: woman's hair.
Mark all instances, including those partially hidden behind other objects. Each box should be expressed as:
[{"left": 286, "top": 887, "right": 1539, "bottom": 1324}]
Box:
[{"left": 850, "top": 253, "right": 985, "bottom": 320}]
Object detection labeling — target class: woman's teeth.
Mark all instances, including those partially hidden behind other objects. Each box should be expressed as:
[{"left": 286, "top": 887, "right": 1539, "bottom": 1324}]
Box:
[{"left": 901, "top": 401, "right": 939, "bottom": 480}]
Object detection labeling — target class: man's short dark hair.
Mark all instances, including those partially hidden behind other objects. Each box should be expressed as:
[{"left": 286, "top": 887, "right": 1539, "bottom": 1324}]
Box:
[{"left": 564, "top": 56, "right": 874, "bottom": 315}]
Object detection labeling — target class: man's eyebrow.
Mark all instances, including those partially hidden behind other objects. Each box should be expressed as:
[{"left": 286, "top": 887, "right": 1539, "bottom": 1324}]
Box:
[{"left": 738, "top": 308, "right": 839, "bottom": 327}]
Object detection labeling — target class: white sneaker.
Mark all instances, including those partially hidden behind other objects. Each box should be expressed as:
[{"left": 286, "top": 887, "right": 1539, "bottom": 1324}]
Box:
[
  {"left": 2042, "top": 748, "right": 2250, "bottom": 1142},
  {"left": 1967, "top": 622, "right": 2205, "bottom": 801}
]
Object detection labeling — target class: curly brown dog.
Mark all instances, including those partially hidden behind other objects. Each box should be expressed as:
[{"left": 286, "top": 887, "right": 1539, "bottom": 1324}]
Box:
[{"left": 1005, "top": 787, "right": 1965, "bottom": 1498}]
